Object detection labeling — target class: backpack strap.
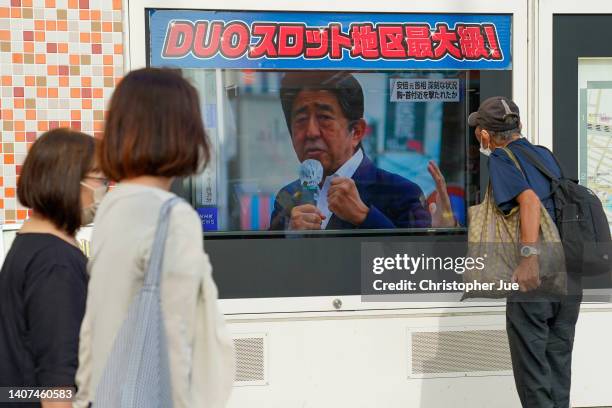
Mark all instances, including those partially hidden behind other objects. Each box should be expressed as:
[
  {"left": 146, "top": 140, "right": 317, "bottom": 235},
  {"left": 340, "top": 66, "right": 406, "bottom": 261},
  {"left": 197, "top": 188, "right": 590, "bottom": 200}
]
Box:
[
  {"left": 503, "top": 145, "right": 561, "bottom": 201},
  {"left": 512, "top": 144, "right": 562, "bottom": 181},
  {"left": 531, "top": 144, "right": 572, "bottom": 180}
]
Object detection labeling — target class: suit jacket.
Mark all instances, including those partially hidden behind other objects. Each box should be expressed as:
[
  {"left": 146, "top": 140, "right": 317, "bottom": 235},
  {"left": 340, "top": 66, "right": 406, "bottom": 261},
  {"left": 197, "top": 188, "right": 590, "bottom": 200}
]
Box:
[{"left": 269, "top": 154, "right": 432, "bottom": 230}]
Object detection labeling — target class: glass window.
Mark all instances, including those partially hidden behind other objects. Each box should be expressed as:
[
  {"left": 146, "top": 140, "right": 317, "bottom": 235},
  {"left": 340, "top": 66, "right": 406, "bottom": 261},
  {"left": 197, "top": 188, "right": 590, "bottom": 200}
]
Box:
[
  {"left": 149, "top": 9, "right": 512, "bottom": 243},
  {"left": 578, "top": 58, "right": 612, "bottom": 229},
  {"left": 148, "top": 9, "right": 513, "bottom": 299}
]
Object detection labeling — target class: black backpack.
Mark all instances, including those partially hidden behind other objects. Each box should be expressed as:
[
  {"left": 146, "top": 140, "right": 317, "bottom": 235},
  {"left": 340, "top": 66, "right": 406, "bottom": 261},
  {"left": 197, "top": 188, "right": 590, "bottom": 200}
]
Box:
[{"left": 514, "top": 144, "right": 612, "bottom": 275}]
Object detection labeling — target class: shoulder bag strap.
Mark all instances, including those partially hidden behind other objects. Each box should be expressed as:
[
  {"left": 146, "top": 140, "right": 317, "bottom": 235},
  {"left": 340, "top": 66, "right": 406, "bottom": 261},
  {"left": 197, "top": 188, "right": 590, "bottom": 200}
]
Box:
[
  {"left": 144, "top": 196, "right": 183, "bottom": 289},
  {"left": 500, "top": 147, "right": 525, "bottom": 177}
]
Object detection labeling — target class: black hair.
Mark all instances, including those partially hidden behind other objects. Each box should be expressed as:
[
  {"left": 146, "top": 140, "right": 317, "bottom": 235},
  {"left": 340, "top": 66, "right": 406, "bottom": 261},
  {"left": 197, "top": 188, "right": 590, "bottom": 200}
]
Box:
[{"left": 279, "top": 71, "right": 364, "bottom": 132}]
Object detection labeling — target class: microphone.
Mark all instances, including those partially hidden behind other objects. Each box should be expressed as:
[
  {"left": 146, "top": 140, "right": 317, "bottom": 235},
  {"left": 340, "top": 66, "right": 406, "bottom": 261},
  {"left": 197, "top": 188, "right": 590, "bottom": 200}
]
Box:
[{"left": 298, "top": 159, "right": 323, "bottom": 205}]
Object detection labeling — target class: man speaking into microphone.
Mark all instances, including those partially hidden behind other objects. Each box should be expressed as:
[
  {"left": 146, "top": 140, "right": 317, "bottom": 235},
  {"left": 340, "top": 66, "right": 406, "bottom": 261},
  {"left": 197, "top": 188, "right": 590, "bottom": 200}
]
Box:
[{"left": 270, "top": 71, "right": 456, "bottom": 231}]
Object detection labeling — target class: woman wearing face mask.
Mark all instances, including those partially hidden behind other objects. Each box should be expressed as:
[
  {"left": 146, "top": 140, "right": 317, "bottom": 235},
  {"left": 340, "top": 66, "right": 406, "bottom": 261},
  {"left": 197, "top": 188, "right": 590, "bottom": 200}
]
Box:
[
  {"left": 81, "top": 173, "right": 108, "bottom": 226},
  {"left": 0, "top": 128, "right": 108, "bottom": 408},
  {"left": 73, "top": 68, "right": 235, "bottom": 408}
]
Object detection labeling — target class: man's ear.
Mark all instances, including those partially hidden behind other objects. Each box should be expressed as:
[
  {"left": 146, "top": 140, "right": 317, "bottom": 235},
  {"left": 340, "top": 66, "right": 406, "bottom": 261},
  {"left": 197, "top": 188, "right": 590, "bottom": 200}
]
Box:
[
  {"left": 480, "top": 129, "right": 491, "bottom": 147},
  {"left": 350, "top": 118, "right": 367, "bottom": 144}
]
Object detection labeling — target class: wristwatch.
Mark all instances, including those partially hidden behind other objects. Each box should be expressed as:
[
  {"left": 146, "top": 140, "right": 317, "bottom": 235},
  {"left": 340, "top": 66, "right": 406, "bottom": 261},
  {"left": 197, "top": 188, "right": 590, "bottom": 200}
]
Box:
[{"left": 520, "top": 245, "right": 541, "bottom": 257}]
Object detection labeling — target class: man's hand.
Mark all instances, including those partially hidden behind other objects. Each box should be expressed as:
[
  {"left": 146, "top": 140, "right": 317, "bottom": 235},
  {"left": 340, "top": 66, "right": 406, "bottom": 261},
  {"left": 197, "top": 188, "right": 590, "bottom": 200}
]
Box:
[
  {"left": 427, "top": 160, "right": 456, "bottom": 228},
  {"left": 327, "top": 177, "right": 369, "bottom": 226},
  {"left": 290, "top": 204, "right": 326, "bottom": 230},
  {"left": 511, "top": 256, "right": 541, "bottom": 292}
]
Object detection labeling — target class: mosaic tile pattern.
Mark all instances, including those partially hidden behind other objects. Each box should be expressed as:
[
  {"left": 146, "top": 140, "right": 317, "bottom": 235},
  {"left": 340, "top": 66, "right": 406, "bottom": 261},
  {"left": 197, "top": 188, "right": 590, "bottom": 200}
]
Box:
[{"left": 0, "top": 0, "right": 123, "bottom": 224}]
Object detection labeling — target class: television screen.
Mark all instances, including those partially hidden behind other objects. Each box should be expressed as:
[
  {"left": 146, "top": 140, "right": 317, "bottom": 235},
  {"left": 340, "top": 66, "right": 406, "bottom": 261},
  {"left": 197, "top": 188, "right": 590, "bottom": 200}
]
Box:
[{"left": 182, "top": 69, "right": 470, "bottom": 234}]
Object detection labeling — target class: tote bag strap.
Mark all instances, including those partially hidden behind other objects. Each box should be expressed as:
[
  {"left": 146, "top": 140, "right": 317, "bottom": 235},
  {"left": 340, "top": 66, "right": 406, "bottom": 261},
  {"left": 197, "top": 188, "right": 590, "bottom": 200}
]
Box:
[
  {"left": 94, "top": 196, "right": 183, "bottom": 408},
  {"left": 144, "top": 196, "right": 183, "bottom": 289},
  {"left": 501, "top": 147, "right": 525, "bottom": 176}
]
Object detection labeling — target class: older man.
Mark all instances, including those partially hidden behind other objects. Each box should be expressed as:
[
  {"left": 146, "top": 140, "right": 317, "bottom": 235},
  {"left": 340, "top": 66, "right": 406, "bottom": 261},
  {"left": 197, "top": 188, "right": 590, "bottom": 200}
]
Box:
[
  {"left": 469, "top": 96, "right": 582, "bottom": 408},
  {"left": 270, "top": 71, "right": 454, "bottom": 231}
]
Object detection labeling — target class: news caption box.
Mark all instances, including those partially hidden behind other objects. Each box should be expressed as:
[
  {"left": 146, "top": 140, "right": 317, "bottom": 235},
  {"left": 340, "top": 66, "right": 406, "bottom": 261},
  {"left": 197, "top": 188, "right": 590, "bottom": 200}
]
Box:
[{"left": 390, "top": 78, "right": 461, "bottom": 102}]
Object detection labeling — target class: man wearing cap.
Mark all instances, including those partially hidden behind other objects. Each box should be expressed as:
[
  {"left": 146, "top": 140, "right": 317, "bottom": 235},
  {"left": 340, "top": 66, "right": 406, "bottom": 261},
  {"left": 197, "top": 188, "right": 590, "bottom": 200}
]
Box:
[
  {"left": 270, "top": 71, "right": 456, "bottom": 231},
  {"left": 469, "top": 96, "right": 582, "bottom": 408}
]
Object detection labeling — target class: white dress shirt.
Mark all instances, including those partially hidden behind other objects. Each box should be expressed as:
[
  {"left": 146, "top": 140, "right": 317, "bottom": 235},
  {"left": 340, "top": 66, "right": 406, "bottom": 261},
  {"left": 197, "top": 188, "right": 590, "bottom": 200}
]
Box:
[{"left": 318, "top": 149, "right": 364, "bottom": 229}]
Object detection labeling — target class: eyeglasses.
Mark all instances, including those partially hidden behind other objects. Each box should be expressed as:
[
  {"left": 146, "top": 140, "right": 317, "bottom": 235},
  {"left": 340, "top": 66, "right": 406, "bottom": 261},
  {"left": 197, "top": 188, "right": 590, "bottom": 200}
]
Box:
[{"left": 85, "top": 176, "right": 110, "bottom": 189}]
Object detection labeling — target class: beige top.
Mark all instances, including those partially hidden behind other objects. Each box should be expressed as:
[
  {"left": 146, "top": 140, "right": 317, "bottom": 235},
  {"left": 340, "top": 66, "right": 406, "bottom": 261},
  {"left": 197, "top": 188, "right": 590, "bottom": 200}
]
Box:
[{"left": 74, "top": 183, "right": 235, "bottom": 408}]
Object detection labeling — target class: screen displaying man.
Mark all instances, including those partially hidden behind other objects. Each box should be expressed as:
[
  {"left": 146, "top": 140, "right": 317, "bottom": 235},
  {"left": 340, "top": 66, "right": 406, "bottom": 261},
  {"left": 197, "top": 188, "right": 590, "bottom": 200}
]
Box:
[{"left": 270, "top": 71, "right": 455, "bottom": 231}]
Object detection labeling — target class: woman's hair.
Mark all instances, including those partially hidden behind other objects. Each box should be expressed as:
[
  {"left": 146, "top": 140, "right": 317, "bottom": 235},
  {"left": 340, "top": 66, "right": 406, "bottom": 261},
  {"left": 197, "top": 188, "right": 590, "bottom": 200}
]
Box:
[
  {"left": 18, "top": 128, "right": 95, "bottom": 236},
  {"left": 99, "top": 67, "right": 210, "bottom": 181}
]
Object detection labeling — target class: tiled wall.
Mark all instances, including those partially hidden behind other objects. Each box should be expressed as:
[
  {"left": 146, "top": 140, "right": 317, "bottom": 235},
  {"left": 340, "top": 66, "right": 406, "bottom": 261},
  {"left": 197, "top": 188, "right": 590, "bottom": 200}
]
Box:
[{"left": 0, "top": 0, "right": 124, "bottom": 224}]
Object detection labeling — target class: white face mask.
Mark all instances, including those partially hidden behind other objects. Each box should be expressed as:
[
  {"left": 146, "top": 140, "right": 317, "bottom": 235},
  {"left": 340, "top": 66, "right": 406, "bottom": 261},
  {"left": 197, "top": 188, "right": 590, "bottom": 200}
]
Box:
[
  {"left": 479, "top": 141, "right": 492, "bottom": 157},
  {"left": 80, "top": 181, "right": 107, "bottom": 225}
]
